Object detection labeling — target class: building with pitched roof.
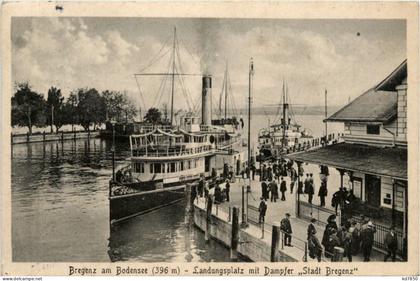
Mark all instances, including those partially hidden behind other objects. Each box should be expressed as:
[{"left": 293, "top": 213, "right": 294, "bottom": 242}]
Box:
[{"left": 288, "top": 60, "right": 408, "bottom": 259}]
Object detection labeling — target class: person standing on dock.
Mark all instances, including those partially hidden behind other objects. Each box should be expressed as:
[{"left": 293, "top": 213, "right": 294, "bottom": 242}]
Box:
[
  {"left": 289, "top": 167, "right": 297, "bottom": 194},
  {"left": 318, "top": 181, "right": 328, "bottom": 207},
  {"left": 280, "top": 177, "right": 287, "bottom": 201},
  {"left": 304, "top": 174, "right": 310, "bottom": 194},
  {"left": 267, "top": 165, "right": 273, "bottom": 182},
  {"left": 384, "top": 225, "right": 398, "bottom": 262},
  {"left": 361, "top": 221, "right": 376, "bottom": 262},
  {"left": 250, "top": 163, "right": 256, "bottom": 181},
  {"left": 270, "top": 180, "right": 278, "bottom": 202},
  {"left": 258, "top": 197, "right": 267, "bottom": 223},
  {"left": 261, "top": 181, "right": 268, "bottom": 200},
  {"left": 280, "top": 213, "right": 293, "bottom": 247},
  {"left": 225, "top": 180, "right": 230, "bottom": 202},
  {"left": 306, "top": 177, "right": 314, "bottom": 204},
  {"left": 308, "top": 218, "right": 322, "bottom": 262}
]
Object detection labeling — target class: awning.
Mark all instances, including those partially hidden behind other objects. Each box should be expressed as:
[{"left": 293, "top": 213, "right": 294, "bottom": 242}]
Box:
[{"left": 287, "top": 142, "right": 407, "bottom": 180}]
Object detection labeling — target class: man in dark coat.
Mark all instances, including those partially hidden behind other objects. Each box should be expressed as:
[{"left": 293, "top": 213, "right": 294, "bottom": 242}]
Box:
[
  {"left": 307, "top": 218, "right": 317, "bottom": 240},
  {"left": 384, "top": 225, "right": 398, "bottom": 262},
  {"left": 261, "top": 181, "right": 268, "bottom": 200},
  {"left": 280, "top": 177, "right": 287, "bottom": 201},
  {"left": 289, "top": 167, "right": 297, "bottom": 194},
  {"left": 318, "top": 181, "right": 328, "bottom": 207},
  {"left": 250, "top": 164, "right": 256, "bottom": 181},
  {"left": 225, "top": 180, "right": 230, "bottom": 202},
  {"left": 214, "top": 184, "right": 222, "bottom": 204},
  {"left": 361, "top": 221, "right": 376, "bottom": 261},
  {"left": 322, "top": 215, "right": 338, "bottom": 258},
  {"left": 281, "top": 213, "right": 293, "bottom": 246},
  {"left": 304, "top": 174, "right": 311, "bottom": 194},
  {"left": 267, "top": 166, "right": 273, "bottom": 182},
  {"left": 308, "top": 225, "right": 322, "bottom": 262},
  {"left": 307, "top": 178, "right": 315, "bottom": 204},
  {"left": 258, "top": 197, "right": 267, "bottom": 223},
  {"left": 270, "top": 180, "right": 278, "bottom": 202},
  {"left": 298, "top": 180, "right": 304, "bottom": 194}
]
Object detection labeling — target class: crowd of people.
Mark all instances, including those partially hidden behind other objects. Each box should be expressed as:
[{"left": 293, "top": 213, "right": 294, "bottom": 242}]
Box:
[
  {"left": 305, "top": 214, "right": 401, "bottom": 262},
  {"left": 195, "top": 159, "right": 401, "bottom": 263}
]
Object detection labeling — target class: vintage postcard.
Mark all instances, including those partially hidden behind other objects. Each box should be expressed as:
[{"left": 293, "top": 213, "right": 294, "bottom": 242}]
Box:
[{"left": 1, "top": 1, "right": 419, "bottom": 277}]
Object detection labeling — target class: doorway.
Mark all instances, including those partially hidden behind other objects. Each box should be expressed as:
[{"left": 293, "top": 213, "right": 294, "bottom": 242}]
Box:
[{"left": 365, "top": 174, "right": 381, "bottom": 207}]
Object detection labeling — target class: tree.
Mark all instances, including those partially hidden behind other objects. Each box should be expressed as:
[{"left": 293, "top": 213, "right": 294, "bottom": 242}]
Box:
[
  {"left": 75, "top": 88, "right": 106, "bottom": 130},
  {"left": 102, "top": 90, "right": 137, "bottom": 123},
  {"left": 144, "top": 107, "right": 162, "bottom": 124},
  {"left": 120, "top": 92, "right": 137, "bottom": 123},
  {"left": 65, "top": 91, "right": 79, "bottom": 131},
  {"left": 46, "top": 86, "right": 65, "bottom": 133},
  {"left": 11, "top": 82, "right": 46, "bottom": 134}
]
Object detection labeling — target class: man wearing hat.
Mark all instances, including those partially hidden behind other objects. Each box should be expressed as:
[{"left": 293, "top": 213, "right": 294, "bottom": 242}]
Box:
[
  {"left": 281, "top": 213, "right": 293, "bottom": 247},
  {"left": 258, "top": 197, "right": 267, "bottom": 223},
  {"left": 307, "top": 218, "right": 317, "bottom": 240},
  {"left": 225, "top": 179, "right": 230, "bottom": 202},
  {"left": 384, "top": 225, "right": 398, "bottom": 262},
  {"left": 308, "top": 223, "right": 323, "bottom": 262},
  {"left": 361, "top": 220, "right": 376, "bottom": 261}
]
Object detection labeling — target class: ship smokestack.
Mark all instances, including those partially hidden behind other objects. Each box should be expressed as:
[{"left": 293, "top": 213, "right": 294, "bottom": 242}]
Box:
[{"left": 202, "top": 75, "right": 212, "bottom": 125}]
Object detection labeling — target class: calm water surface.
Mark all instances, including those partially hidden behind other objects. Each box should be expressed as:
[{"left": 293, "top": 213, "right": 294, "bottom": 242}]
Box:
[{"left": 11, "top": 114, "right": 342, "bottom": 262}]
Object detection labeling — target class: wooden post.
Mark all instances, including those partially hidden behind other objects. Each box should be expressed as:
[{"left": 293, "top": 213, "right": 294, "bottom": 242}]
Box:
[
  {"left": 61, "top": 131, "right": 64, "bottom": 143},
  {"left": 185, "top": 184, "right": 192, "bottom": 213},
  {"left": 230, "top": 207, "right": 239, "bottom": 260},
  {"left": 241, "top": 185, "right": 247, "bottom": 227},
  {"left": 26, "top": 132, "right": 30, "bottom": 143},
  {"left": 205, "top": 196, "right": 213, "bottom": 242},
  {"left": 271, "top": 225, "right": 281, "bottom": 262},
  {"left": 43, "top": 131, "right": 46, "bottom": 142}
]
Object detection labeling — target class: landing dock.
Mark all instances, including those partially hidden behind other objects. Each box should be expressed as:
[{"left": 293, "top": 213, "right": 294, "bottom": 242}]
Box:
[{"left": 192, "top": 173, "right": 389, "bottom": 262}]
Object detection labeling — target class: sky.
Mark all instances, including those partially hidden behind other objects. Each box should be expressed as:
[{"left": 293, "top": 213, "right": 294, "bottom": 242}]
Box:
[{"left": 12, "top": 17, "right": 406, "bottom": 113}]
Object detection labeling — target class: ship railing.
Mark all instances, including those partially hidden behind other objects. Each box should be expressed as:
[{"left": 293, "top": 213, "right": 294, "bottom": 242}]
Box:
[
  {"left": 135, "top": 125, "right": 173, "bottom": 133},
  {"left": 216, "top": 137, "right": 241, "bottom": 148},
  {"left": 132, "top": 144, "right": 213, "bottom": 157}
]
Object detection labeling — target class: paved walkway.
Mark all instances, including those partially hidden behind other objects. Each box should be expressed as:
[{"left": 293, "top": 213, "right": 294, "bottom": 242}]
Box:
[{"left": 214, "top": 174, "right": 391, "bottom": 262}]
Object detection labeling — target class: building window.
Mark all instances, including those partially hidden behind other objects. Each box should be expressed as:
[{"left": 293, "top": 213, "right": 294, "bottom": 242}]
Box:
[
  {"left": 134, "top": 163, "right": 144, "bottom": 173},
  {"left": 150, "top": 163, "right": 154, "bottom": 173},
  {"left": 367, "top": 124, "right": 380, "bottom": 135},
  {"left": 170, "top": 162, "right": 176, "bottom": 173},
  {"left": 154, "top": 163, "right": 161, "bottom": 173}
]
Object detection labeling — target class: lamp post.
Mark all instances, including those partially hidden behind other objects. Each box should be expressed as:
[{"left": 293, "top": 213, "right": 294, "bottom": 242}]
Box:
[{"left": 110, "top": 120, "right": 116, "bottom": 182}]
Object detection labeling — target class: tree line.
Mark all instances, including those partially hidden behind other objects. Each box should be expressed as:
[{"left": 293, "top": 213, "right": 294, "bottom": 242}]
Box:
[{"left": 11, "top": 82, "right": 138, "bottom": 135}]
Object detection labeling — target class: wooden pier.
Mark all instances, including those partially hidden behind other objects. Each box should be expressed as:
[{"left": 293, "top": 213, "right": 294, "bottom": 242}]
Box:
[{"left": 11, "top": 130, "right": 100, "bottom": 145}]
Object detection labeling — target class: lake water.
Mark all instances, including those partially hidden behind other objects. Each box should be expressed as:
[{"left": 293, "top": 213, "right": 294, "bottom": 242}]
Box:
[{"left": 11, "top": 114, "right": 343, "bottom": 262}]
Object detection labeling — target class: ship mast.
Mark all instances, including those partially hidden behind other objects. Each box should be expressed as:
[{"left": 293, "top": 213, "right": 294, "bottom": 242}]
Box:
[
  {"left": 224, "top": 62, "right": 228, "bottom": 120},
  {"left": 248, "top": 58, "right": 254, "bottom": 177},
  {"left": 134, "top": 27, "right": 201, "bottom": 127},
  {"left": 282, "top": 82, "right": 286, "bottom": 149},
  {"left": 170, "top": 27, "right": 176, "bottom": 125}
]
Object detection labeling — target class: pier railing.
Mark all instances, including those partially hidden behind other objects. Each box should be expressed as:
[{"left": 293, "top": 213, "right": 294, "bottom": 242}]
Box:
[{"left": 11, "top": 130, "right": 100, "bottom": 144}]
